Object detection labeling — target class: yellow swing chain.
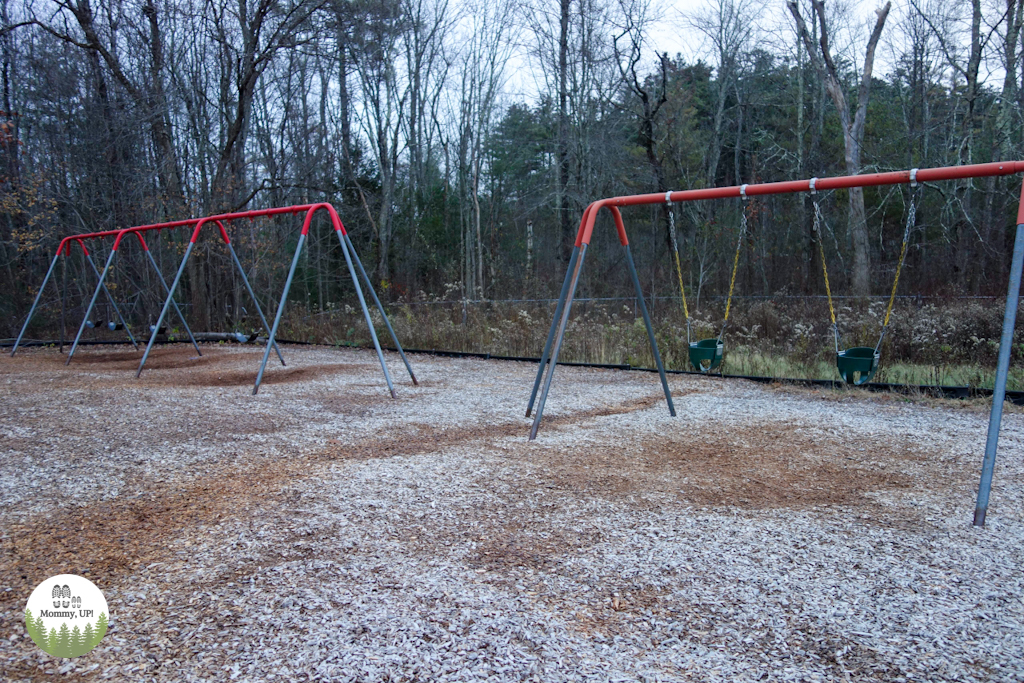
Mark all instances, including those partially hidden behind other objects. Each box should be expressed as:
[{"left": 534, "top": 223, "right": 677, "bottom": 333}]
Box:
[
  {"left": 666, "top": 194, "right": 691, "bottom": 344},
  {"left": 877, "top": 171, "right": 919, "bottom": 352},
  {"left": 812, "top": 180, "right": 840, "bottom": 353},
  {"left": 720, "top": 186, "right": 748, "bottom": 341}
]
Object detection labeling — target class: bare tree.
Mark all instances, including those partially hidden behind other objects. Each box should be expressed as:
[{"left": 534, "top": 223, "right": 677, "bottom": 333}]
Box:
[
  {"left": 34, "top": 0, "right": 185, "bottom": 211},
  {"left": 350, "top": 0, "right": 408, "bottom": 284},
  {"left": 614, "top": 0, "right": 669, "bottom": 236},
  {"left": 689, "top": 0, "right": 761, "bottom": 188},
  {"left": 788, "top": 0, "right": 891, "bottom": 298},
  {"left": 453, "top": 0, "right": 515, "bottom": 297}
]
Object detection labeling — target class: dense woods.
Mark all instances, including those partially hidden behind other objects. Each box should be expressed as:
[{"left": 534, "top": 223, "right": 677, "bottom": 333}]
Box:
[{"left": 3, "top": 0, "right": 1024, "bottom": 344}]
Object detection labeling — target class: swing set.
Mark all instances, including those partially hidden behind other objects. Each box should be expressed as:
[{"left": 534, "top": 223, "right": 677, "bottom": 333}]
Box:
[
  {"left": 667, "top": 175, "right": 920, "bottom": 384},
  {"left": 528, "top": 161, "right": 1024, "bottom": 528},
  {"left": 11, "top": 203, "right": 416, "bottom": 397}
]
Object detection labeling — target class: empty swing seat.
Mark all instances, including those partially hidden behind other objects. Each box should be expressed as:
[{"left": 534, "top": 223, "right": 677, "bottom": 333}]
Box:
[
  {"left": 689, "top": 338, "right": 723, "bottom": 372},
  {"left": 106, "top": 321, "right": 124, "bottom": 331},
  {"left": 836, "top": 346, "right": 879, "bottom": 385}
]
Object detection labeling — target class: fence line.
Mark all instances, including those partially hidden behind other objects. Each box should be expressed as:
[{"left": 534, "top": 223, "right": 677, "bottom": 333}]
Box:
[{"left": 355, "top": 294, "right": 1004, "bottom": 307}]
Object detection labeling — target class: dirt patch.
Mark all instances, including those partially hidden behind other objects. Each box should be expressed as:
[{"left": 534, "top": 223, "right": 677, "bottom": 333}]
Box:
[
  {"left": 544, "top": 392, "right": 674, "bottom": 425},
  {"left": 9, "top": 346, "right": 368, "bottom": 388},
  {"left": 317, "top": 393, "right": 382, "bottom": 416},
  {"left": 162, "top": 363, "right": 365, "bottom": 387},
  {"left": 544, "top": 422, "right": 926, "bottom": 509},
  {"left": 60, "top": 346, "right": 239, "bottom": 370}
]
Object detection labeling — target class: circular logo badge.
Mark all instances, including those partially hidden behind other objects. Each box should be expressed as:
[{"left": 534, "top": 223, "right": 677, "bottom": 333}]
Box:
[{"left": 24, "top": 574, "right": 109, "bottom": 658}]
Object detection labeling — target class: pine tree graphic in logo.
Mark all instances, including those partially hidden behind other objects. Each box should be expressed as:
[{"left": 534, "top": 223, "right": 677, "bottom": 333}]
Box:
[{"left": 25, "top": 575, "right": 109, "bottom": 658}]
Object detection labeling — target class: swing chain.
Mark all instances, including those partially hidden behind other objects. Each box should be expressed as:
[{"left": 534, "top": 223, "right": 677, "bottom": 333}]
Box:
[
  {"left": 876, "top": 185, "right": 918, "bottom": 353},
  {"left": 720, "top": 188, "right": 748, "bottom": 342},
  {"left": 666, "top": 193, "right": 691, "bottom": 345},
  {"left": 813, "top": 197, "right": 840, "bottom": 353}
]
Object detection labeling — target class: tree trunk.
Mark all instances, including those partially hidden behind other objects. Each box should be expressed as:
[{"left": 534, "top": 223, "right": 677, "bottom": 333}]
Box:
[
  {"left": 557, "top": 0, "right": 572, "bottom": 263},
  {"left": 788, "top": 0, "right": 890, "bottom": 298}
]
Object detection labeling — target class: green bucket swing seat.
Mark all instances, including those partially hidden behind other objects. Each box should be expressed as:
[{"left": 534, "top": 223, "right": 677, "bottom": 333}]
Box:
[
  {"left": 836, "top": 346, "right": 879, "bottom": 385},
  {"left": 689, "top": 338, "right": 724, "bottom": 372}
]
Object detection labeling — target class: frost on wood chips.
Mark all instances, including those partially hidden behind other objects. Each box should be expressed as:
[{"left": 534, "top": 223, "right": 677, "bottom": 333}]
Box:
[{"left": 1, "top": 345, "right": 1022, "bottom": 681}]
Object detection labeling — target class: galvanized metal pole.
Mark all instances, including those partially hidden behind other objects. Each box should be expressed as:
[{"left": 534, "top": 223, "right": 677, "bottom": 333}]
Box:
[
  {"left": 67, "top": 249, "right": 118, "bottom": 364},
  {"left": 526, "top": 246, "right": 579, "bottom": 417},
  {"left": 974, "top": 221, "right": 1024, "bottom": 526},
  {"left": 624, "top": 245, "right": 676, "bottom": 416},
  {"left": 253, "top": 234, "right": 305, "bottom": 394},
  {"left": 343, "top": 232, "right": 417, "bottom": 385},
  {"left": 137, "top": 241, "right": 195, "bottom": 377},
  {"left": 529, "top": 244, "right": 588, "bottom": 440},
  {"left": 143, "top": 249, "right": 202, "bottom": 356},
  {"left": 83, "top": 251, "right": 138, "bottom": 349},
  {"left": 336, "top": 230, "right": 396, "bottom": 398},
  {"left": 226, "top": 242, "right": 286, "bottom": 366},
  {"left": 10, "top": 250, "right": 61, "bottom": 356}
]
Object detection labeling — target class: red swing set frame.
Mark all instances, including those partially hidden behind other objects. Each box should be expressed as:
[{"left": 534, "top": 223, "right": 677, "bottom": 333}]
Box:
[
  {"left": 526, "top": 161, "right": 1024, "bottom": 527},
  {"left": 11, "top": 203, "right": 417, "bottom": 396}
]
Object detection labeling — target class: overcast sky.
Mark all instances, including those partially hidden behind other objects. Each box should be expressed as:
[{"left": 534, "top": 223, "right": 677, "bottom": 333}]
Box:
[
  {"left": 502, "top": 0, "right": 909, "bottom": 103},
  {"left": 648, "top": 0, "right": 903, "bottom": 69}
]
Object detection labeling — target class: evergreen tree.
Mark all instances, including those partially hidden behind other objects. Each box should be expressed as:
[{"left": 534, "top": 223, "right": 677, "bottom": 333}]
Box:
[
  {"left": 94, "top": 613, "right": 108, "bottom": 646},
  {"left": 56, "top": 623, "right": 71, "bottom": 658},
  {"left": 69, "top": 625, "right": 85, "bottom": 657},
  {"left": 82, "top": 623, "right": 94, "bottom": 652},
  {"left": 24, "top": 609, "right": 44, "bottom": 650},
  {"left": 47, "top": 628, "right": 58, "bottom": 656}
]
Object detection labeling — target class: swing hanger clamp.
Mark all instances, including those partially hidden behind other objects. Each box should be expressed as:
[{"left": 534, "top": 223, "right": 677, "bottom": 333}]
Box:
[
  {"left": 739, "top": 184, "right": 748, "bottom": 200},
  {"left": 909, "top": 168, "right": 918, "bottom": 188},
  {"left": 809, "top": 177, "right": 817, "bottom": 195}
]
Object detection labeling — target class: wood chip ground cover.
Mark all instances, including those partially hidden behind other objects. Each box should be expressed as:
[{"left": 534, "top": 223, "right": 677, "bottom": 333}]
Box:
[{"left": 1, "top": 345, "right": 1022, "bottom": 682}]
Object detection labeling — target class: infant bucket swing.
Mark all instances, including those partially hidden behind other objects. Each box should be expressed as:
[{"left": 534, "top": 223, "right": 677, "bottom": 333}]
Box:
[
  {"left": 667, "top": 188, "right": 748, "bottom": 373},
  {"left": 812, "top": 173, "right": 918, "bottom": 385}
]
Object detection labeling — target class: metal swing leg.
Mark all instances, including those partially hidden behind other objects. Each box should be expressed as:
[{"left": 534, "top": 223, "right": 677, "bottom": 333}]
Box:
[
  {"left": 84, "top": 251, "right": 138, "bottom": 349},
  {"left": 337, "top": 230, "right": 396, "bottom": 398},
  {"left": 226, "top": 242, "right": 285, "bottom": 366},
  {"left": 530, "top": 244, "right": 588, "bottom": 441},
  {"left": 143, "top": 249, "right": 202, "bottom": 356},
  {"left": 624, "top": 245, "right": 676, "bottom": 416},
  {"left": 138, "top": 242, "right": 195, "bottom": 377},
  {"left": 11, "top": 250, "right": 61, "bottom": 357},
  {"left": 974, "top": 220, "right": 1024, "bottom": 526},
  {"left": 67, "top": 249, "right": 118, "bottom": 364},
  {"left": 344, "top": 232, "right": 417, "bottom": 385},
  {"left": 253, "top": 235, "right": 305, "bottom": 395},
  {"left": 526, "top": 245, "right": 579, "bottom": 417}
]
